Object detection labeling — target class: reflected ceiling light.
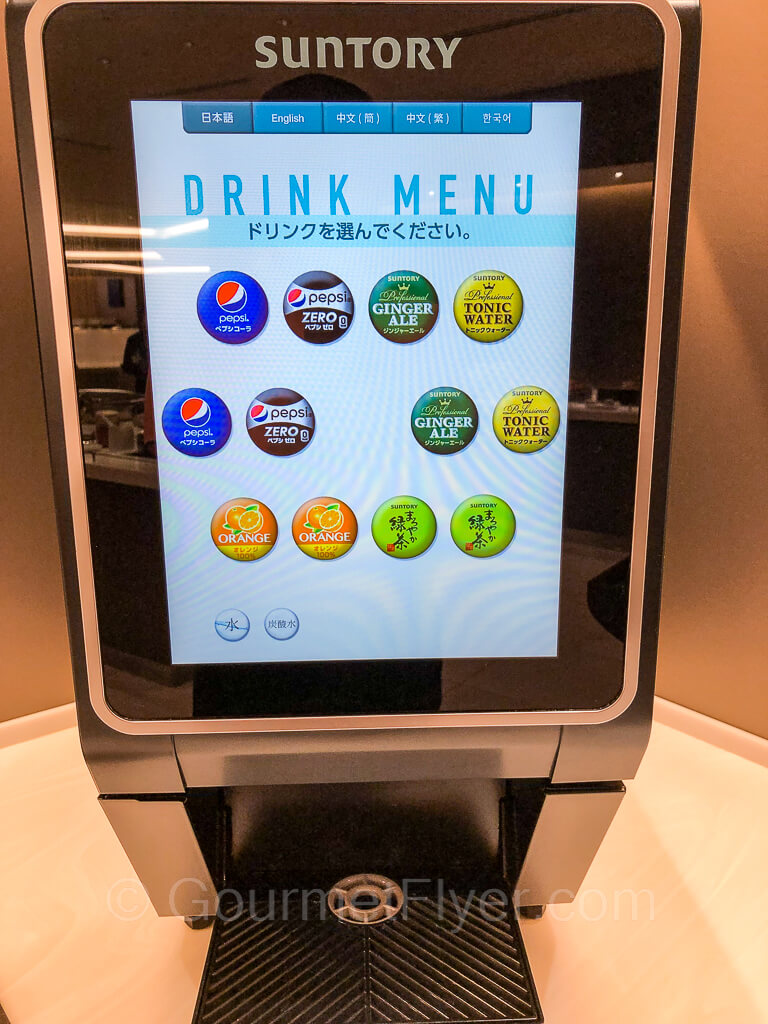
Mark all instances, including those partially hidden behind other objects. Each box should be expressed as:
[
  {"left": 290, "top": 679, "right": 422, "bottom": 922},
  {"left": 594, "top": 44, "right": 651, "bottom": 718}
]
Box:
[
  {"left": 65, "top": 249, "right": 162, "bottom": 261},
  {"left": 68, "top": 262, "right": 210, "bottom": 275},
  {"left": 62, "top": 218, "right": 209, "bottom": 240}
]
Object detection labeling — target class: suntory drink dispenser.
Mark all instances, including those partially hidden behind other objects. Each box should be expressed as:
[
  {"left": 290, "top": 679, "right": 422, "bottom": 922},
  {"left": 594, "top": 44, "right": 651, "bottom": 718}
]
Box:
[{"left": 7, "top": 1, "right": 699, "bottom": 1019}]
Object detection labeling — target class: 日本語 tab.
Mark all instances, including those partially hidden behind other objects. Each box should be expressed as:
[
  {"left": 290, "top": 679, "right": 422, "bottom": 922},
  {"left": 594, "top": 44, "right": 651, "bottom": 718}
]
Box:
[{"left": 182, "top": 102, "right": 253, "bottom": 134}]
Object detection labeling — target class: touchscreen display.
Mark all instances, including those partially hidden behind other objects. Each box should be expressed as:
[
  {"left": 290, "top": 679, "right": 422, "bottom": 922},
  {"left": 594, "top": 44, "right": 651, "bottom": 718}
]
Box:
[{"left": 130, "top": 99, "right": 581, "bottom": 665}]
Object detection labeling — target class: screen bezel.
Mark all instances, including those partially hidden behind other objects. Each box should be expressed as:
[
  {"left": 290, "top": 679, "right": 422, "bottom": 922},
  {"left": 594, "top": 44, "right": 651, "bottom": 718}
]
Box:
[{"left": 24, "top": 0, "right": 682, "bottom": 735}]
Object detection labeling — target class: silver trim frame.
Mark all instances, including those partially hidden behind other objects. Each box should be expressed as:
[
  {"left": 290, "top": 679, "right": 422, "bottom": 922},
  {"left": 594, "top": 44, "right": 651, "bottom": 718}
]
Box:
[{"left": 23, "top": 0, "right": 682, "bottom": 736}]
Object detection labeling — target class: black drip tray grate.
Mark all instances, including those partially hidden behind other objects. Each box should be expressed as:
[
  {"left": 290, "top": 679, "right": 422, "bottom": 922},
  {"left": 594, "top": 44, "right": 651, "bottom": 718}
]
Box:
[{"left": 193, "top": 887, "right": 542, "bottom": 1024}]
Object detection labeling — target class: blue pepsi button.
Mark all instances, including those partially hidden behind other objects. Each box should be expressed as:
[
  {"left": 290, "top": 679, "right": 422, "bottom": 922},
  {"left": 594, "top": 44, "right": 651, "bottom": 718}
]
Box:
[
  {"left": 182, "top": 103, "right": 253, "bottom": 133},
  {"left": 161, "top": 389, "right": 231, "bottom": 457},
  {"left": 197, "top": 271, "right": 269, "bottom": 344},
  {"left": 253, "top": 102, "right": 322, "bottom": 133},
  {"left": 323, "top": 103, "right": 392, "bottom": 133},
  {"left": 462, "top": 103, "right": 532, "bottom": 134},
  {"left": 393, "top": 103, "right": 461, "bottom": 133}
]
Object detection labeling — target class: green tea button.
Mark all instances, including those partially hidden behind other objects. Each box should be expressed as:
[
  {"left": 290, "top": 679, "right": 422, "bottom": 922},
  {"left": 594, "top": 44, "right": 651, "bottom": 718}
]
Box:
[
  {"left": 450, "top": 495, "right": 516, "bottom": 557},
  {"left": 372, "top": 496, "right": 437, "bottom": 558}
]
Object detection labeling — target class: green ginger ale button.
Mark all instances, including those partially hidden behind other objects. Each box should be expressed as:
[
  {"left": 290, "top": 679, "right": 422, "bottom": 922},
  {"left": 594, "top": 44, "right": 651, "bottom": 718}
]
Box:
[
  {"left": 411, "top": 387, "right": 478, "bottom": 455},
  {"left": 453, "top": 270, "right": 523, "bottom": 342},
  {"left": 369, "top": 271, "right": 438, "bottom": 343},
  {"left": 450, "top": 495, "right": 516, "bottom": 558},
  {"left": 493, "top": 386, "right": 560, "bottom": 453},
  {"left": 371, "top": 496, "right": 437, "bottom": 558}
]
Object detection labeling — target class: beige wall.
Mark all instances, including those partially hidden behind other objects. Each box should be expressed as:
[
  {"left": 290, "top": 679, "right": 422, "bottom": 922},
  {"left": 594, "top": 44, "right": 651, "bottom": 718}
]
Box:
[
  {"left": 656, "top": 0, "right": 768, "bottom": 738},
  {"left": 0, "top": 16, "right": 73, "bottom": 721},
  {"left": 0, "top": 3, "right": 766, "bottom": 733}
]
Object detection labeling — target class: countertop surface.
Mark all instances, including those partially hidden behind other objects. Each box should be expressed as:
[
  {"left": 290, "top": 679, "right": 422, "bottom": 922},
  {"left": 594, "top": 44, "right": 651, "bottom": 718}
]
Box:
[{"left": 0, "top": 715, "right": 766, "bottom": 1024}]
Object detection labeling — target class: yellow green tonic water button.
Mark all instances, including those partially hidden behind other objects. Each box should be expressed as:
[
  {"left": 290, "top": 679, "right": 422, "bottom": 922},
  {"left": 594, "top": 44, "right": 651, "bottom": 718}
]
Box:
[
  {"left": 493, "top": 386, "right": 560, "bottom": 453},
  {"left": 371, "top": 496, "right": 437, "bottom": 558},
  {"left": 450, "top": 495, "right": 516, "bottom": 558},
  {"left": 453, "top": 270, "right": 523, "bottom": 342}
]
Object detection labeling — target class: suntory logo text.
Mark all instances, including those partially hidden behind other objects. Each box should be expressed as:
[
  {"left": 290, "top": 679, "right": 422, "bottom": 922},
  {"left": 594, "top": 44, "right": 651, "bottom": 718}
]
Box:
[{"left": 254, "top": 36, "right": 462, "bottom": 70}]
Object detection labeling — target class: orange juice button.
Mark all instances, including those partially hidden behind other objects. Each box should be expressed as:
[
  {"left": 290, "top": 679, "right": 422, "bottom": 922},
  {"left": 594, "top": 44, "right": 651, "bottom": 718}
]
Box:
[
  {"left": 211, "top": 498, "right": 278, "bottom": 561},
  {"left": 292, "top": 497, "right": 358, "bottom": 560}
]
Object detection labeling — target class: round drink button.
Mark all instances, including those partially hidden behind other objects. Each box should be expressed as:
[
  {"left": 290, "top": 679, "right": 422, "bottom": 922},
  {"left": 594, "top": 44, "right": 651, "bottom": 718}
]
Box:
[
  {"left": 197, "top": 270, "right": 268, "bottom": 343},
  {"left": 246, "top": 388, "right": 315, "bottom": 456},
  {"left": 450, "top": 495, "right": 516, "bottom": 557},
  {"left": 211, "top": 498, "right": 278, "bottom": 561},
  {"left": 292, "top": 497, "right": 358, "bottom": 560},
  {"left": 493, "top": 386, "right": 560, "bottom": 453},
  {"left": 371, "top": 496, "right": 437, "bottom": 558},
  {"left": 264, "top": 608, "right": 300, "bottom": 640},
  {"left": 214, "top": 609, "right": 250, "bottom": 642},
  {"left": 162, "top": 388, "right": 231, "bottom": 457},
  {"left": 411, "top": 387, "right": 478, "bottom": 455},
  {"left": 453, "top": 270, "right": 523, "bottom": 342},
  {"left": 284, "top": 271, "right": 354, "bottom": 343},
  {"left": 369, "top": 271, "right": 438, "bottom": 343}
]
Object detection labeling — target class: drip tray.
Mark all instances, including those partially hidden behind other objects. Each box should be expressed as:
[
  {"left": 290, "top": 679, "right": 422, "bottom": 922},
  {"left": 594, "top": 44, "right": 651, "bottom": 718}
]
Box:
[{"left": 193, "top": 883, "right": 542, "bottom": 1024}]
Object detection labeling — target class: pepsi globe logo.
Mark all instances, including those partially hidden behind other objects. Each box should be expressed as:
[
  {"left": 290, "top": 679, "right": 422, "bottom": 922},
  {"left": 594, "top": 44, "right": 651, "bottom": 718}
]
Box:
[
  {"left": 162, "top": 388, "right": 231, "bottom": 456},
  {"left": 180, "top": 396, "right": 211, "bottom": 428},
  {"left": 283, "top": 271, "right": 354, "bottom": 343},
  {"left": 216, "top": 280, "right": 248, "bottom": 313},
  {"left": 246, "top": 388, "right": 315, "bottom": 456},
  {"left": 197, "top": 270, "right": 268, "bottom": 343}
]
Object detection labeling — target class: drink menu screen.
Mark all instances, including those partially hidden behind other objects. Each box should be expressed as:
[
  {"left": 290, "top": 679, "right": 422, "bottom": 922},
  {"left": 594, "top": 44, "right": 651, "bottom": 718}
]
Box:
[{"left": 131, "top": 99, "right": 581, "bottom": 665}]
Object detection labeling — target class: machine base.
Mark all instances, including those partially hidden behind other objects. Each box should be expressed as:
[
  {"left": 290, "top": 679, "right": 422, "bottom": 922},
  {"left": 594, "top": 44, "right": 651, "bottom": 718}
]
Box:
[{"left": 192, "top": 883, "right": 542, "bottom": 1024}]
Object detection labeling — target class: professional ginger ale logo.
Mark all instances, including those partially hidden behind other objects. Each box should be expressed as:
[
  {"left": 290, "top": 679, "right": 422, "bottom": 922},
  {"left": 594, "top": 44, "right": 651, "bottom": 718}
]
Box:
[
  {"left": 292, "top": 497, "right": 357, "bottom": 559},
  {"left": 371, "top": 496, "right": 437, "bottom": 558},
  {"left": 450, "top": 495, "right": 516, "bottom": 557},
  {"left": 211, "top": 498, "right": 278, "bottom": 560},
  {"left": 454, "top": 270, "right": 523, "bottom": 342},
  {"left": 411, "top": 387, "right": 478, "bottom": 454},
  {"left": 369, "top": 271, "right": 438, "bottom": 342},
  {"left": 493, "top": 386, "right": 560, "bottom": 453}
]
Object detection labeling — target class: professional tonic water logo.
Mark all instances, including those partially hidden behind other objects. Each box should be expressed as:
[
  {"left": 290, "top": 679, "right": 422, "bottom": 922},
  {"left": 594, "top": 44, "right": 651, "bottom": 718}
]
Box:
[
  {"left": 292, "top": 497, "right": 358, "bottom": 560},
  {"left": 246, "top": 388, "right": 315, "bottom": 456},
  {"left": 283, "top": 271, "right": 354, "bottom": 343},
  {"left": 197, "top": 270, "right": 269, "bottom": 343},
  {"left": 454, "top": 270, "right": 523, "bottom": 342},
  {"left": 161, "top": 388, "right": 231, "bottom": 456},
  {"left": 493, "top": 386, "right": 560, "bottom": 453},
  {"left": 450, "top": 495, "right": 516, "bottom": 557},
  {"left": 211, "top": 498, "right": 278, "bottom": 561},
  {"left": 411, "top": 387, "right": 478, "bottom": 455},
  {"left": 369, "top": 271, "right": 438, "bottom": 343},
  {"left": 371, "top": 496, "right": 437, "bottom": 558}
]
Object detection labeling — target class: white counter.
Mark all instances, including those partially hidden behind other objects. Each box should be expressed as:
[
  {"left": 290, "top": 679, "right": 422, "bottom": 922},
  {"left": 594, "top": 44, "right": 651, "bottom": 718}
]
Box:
[{"left": 0, "top": 709, "right": 765, "bottom": 1023}]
